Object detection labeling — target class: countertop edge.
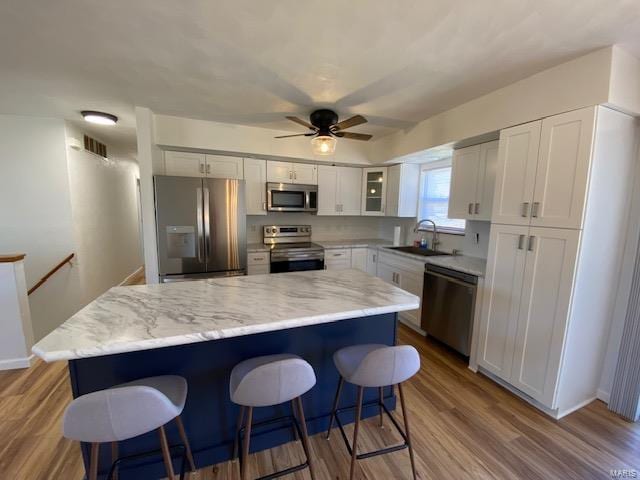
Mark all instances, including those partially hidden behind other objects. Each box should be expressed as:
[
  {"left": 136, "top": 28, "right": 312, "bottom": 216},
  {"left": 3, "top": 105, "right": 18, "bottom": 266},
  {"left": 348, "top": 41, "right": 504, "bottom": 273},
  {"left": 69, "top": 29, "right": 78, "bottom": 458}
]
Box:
[{"left": 32, "top": 298, "right": 420, "bottom": 362}]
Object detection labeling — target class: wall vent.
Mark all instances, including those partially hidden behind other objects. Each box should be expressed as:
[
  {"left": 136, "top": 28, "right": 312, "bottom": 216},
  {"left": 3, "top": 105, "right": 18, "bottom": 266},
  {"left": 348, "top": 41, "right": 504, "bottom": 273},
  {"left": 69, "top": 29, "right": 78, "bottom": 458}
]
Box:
[{"left": 83, "top": 135, "right": 107, "bottom": 158}]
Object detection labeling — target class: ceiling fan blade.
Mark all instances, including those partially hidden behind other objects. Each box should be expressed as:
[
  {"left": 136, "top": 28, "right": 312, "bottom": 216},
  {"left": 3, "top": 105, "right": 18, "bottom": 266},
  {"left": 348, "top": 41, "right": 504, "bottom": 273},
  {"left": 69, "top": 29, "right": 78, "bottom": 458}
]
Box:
[
  {"left": 285, "top": 116, "right": 316, "bottom": 129},
  {"left": 274, "top": 133, "right": 316, "bottom": 139},
  {"left": 333, "top": 131, "right": 372, "bottom": 141},
  {"left": 332, "top": 114, "right": 367, "bottom": 131}
]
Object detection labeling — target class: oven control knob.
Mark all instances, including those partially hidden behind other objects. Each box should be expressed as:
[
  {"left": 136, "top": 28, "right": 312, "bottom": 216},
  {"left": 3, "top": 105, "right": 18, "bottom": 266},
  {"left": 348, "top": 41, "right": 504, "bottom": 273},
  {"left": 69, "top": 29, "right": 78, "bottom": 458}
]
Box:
[
  {"left": 304, "top": 227, "right": 309, "bottom": 232},
  {"left": 266, "top": 228, "right": 272, "bottom": 233}
]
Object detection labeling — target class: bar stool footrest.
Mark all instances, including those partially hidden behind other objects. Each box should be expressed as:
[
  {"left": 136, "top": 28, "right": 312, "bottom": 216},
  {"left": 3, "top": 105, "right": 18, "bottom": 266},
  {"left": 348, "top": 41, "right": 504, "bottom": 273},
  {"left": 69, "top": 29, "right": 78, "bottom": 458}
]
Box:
[
  {"left": 334, "top": 399, "right": 409, "bottom": 459},
  {"left": 106, "top": 444, "right": 187, "bottom": 480}
]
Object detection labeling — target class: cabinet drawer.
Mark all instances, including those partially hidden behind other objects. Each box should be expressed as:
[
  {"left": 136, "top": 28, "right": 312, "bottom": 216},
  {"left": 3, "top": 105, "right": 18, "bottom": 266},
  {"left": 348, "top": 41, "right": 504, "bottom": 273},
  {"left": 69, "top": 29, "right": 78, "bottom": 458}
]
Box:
[
  {"left": 247, "top": 252, "right": 270, "bottom": 265},
  {"left": 324, "top": 248, "right": 352, "bottom": 262},
  {"left": 247, "top": 264, "right": 270, "bottom": 275}
]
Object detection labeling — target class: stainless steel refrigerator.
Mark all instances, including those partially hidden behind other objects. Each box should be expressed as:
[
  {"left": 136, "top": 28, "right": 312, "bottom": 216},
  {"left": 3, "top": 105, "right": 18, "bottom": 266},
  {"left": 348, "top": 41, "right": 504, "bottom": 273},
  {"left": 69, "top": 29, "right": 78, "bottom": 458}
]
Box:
[{"left": 154, "top": 176, "right": 247, "bottom": 282}]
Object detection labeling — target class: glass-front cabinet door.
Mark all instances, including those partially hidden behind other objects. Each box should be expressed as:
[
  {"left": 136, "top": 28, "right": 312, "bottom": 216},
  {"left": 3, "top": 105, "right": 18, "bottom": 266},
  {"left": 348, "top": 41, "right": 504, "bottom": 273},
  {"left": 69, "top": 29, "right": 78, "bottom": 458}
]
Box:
[{"left": 361, "top": 167, "right": 387, "bottom": 216}]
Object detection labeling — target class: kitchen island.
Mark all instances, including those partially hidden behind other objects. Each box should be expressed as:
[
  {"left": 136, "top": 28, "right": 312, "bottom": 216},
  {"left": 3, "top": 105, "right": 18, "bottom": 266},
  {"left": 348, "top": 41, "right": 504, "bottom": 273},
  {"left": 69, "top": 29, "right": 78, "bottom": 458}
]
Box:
[{"left": 33, "top": 269, "right": 419, "bottom": 479}]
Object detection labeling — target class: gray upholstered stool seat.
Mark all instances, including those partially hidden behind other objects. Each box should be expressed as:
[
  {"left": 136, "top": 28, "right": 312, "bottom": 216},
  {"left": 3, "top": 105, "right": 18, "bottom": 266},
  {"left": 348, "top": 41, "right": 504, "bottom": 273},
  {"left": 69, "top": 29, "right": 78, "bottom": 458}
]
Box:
[
  {"left": 327, "top": 344, "right": 420, "bottom": 480},
  {"left": 230, "top": 353, "right": 316, "bottom": 407},
  {"left": 62, "top": 375, "right": 195, "bottom": 480},
  {"left": 230, "top": 353, "right": 317, "bottom": 480}
]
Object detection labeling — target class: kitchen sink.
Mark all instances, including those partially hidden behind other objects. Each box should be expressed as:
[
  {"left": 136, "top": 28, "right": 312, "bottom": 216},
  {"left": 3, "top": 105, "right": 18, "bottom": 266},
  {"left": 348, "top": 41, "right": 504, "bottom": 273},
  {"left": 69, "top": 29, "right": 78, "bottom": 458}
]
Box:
[{"left": 387, "top": 246, "right": 451, "bottom": 257}]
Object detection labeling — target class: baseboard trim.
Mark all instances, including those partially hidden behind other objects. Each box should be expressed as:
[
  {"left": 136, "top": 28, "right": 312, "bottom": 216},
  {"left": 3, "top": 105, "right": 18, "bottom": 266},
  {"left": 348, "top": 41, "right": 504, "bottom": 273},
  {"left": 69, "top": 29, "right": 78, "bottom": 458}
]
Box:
[
  {"left": 120, "top": 266, "right": 144, "bottom": 286},
  {"left": 556, "top": 396, "right": 598, "bottom": 419},
  {"left": 0, "top": 354, "right": 35, "bottom": 371},
  {"left": 399, "top": 317, "right": 426, "bottom": 336},
  {"left": 597, "top": 389, "right": 610, "bottom": 404}
]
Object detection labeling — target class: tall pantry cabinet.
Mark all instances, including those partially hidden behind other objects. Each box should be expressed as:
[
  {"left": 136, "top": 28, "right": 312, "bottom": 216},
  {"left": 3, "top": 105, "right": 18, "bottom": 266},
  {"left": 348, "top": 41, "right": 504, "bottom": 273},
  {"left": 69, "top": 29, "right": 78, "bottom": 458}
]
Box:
[{"left": 476, "top": 106, "right": 638, "bottom": 417}]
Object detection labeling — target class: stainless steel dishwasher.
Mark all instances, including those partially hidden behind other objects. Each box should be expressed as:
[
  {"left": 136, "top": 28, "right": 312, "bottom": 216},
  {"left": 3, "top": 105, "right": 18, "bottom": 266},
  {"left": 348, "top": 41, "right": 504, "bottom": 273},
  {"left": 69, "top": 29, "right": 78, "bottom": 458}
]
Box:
[{"left": 421, "top": 263, "right": 478, "bottom": 356}]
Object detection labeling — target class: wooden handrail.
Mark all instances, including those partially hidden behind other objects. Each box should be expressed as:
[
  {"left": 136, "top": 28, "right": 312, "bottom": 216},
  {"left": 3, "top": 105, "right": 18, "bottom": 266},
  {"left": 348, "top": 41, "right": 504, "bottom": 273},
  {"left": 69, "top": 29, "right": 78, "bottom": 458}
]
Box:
[
  {"left": 0, "top": 253, "right": 26, "bottom": 263},
  {"left": 28, "top": 253, "right": 75, "bottom": 295}
]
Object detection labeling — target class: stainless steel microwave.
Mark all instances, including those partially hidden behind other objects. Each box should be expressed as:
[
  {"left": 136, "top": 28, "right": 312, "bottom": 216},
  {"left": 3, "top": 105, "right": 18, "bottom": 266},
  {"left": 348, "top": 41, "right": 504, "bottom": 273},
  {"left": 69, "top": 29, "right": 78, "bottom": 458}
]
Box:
[{"left": 267, "top": 183, "right": 318, "bottom": 212}]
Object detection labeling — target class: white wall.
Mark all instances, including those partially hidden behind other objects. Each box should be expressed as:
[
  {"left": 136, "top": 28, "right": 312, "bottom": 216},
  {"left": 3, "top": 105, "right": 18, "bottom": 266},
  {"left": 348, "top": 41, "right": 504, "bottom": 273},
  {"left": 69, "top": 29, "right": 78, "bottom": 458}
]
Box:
[
  {"left": 368, "top": 47, "right": 615, "bottom": 163},
  {"left": 0, "top": 115, "right": 142, "bottom": 341},
  {"left": 65, "top": 122, "right": 142, "bottom": 302},
  {"left": 0, "top": 115, "right": 83, "bottom": 340},
  {"left": 154, "top": 114, "right": 371, "bottom": 166}
]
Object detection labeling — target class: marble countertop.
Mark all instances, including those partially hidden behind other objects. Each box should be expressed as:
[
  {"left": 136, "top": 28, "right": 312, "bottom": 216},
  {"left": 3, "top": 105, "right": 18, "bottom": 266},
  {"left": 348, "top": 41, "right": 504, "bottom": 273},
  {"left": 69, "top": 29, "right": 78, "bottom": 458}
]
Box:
[
  {"left": 377, "top": 246, "right": 486, "bottom": 277},
  {"left": 32, "top": 269, "right": 419, "bottom": 362},
  {"left": 315, "top": 239, "right": 393, "bottom": 249},
  {"left": 247, "top": 242, "right": 270, "bottom": 253}
]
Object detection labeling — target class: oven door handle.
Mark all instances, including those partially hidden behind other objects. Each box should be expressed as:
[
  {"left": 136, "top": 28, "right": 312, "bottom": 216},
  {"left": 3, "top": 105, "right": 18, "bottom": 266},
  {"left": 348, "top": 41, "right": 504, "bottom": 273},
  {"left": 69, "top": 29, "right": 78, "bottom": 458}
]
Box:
[{"left": 271, "top": 253, "right": 324, "bottom": 262}]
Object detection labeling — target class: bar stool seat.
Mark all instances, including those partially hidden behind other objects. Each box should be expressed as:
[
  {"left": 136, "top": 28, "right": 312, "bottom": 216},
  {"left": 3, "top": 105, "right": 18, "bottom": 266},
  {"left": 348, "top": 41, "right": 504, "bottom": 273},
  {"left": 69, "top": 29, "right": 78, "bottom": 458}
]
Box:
[
  {"left": 230, "top": 353, "right": 317, "bottom": 480},
  {"left": 63, "top": 375, "right": 195, "bottom": 480},
  {"left": 327, "top": 344, "right": 421, "bottom": 480}
]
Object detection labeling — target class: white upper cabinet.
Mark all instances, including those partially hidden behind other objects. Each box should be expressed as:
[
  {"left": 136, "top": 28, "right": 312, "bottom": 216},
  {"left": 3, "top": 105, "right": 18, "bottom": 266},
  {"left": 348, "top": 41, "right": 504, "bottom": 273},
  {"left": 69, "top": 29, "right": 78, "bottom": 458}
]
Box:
[
  {"left": 267, "top": 161, "right": 294, "bottom": 183},
  {"left": 163, "top": 151, "right": 243, "bottom": 179},
  {"left": 164, "top": 151, "right": 206, "bottom": 177},
  {"left": 449, "top": 145, "right": 482, "bottom": 219},
  {"left": 317, "top": 165, "right": 338, "bottom": 215},
  {"left": 509, "top": 227, "right": 580, "bottom": 405},
  {"left": 361, "top": 167, "right": 387, "bottom": 216},
  {"left": 337, "top": 167, "right": 362, "bottom": 215},
  {"left": 531, "top": 108, "right": 596, "bottom": 229},
  {"left": 266, "top": 161, "right": 317, "bottom": 184},
  {"left": 204, "top": 155, "right": 244, "bottom": 179},
  {"left": 492, "top": 121, "right": 541, "bottom": 225},
  {"left": 318, "top": 166, "right": 362, "bottom": 216},
  {"left": 477, "top": 223, "right": 528, "bottom": 380},
  {"left": 475, "top": 141, "right": 499, "bottom": 221},
  {"left": 244, "top": 158, "right": 267, "bottom": 215},
  {"left": 449, "top": 141, "right": 499, "bottom": 221},
  {"left": 386, "top": 163, "right": 420, "bottom": 218}
]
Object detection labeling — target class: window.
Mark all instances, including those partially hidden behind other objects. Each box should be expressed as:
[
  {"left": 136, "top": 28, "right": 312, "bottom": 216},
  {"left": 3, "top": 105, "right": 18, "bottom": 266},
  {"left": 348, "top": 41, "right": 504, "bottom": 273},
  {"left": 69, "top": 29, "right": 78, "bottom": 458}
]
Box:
[{"left": 418, "top": 161, "right": 465, "bottom": 233}]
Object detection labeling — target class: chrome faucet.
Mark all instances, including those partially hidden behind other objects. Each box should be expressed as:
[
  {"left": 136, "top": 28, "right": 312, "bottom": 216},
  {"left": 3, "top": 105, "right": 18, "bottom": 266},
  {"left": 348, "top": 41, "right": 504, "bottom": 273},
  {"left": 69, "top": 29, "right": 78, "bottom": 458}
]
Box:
[{"left": 414, "top": 218, "right": 440, "bottom": 250}]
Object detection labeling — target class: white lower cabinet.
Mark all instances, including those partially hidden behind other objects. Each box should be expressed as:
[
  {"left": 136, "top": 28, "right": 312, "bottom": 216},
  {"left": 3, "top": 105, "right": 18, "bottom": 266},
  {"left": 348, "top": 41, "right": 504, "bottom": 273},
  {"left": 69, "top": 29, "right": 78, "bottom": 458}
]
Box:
[
  {"left": 351, "top": 247, "right": 367, "bottom": 272},
  {"left": 247, "top": 251, "right": 270, "bottom": 275},
  {"left": 477, "top": 224, "right": 580, "bottom": 408},
  {"left": 366, "top": 248, "right": 378, "bottom": 275},
  {"left": 376, "top": 251, "right": 424, "bottom": 330},
  {"left": 324, "top": 248, "right": 352, "bottom": 270}
]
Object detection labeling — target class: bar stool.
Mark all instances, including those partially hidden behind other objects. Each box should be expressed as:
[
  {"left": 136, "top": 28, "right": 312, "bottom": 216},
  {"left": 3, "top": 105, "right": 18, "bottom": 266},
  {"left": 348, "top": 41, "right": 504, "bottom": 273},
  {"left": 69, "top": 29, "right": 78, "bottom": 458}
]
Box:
[
  {"left": 230, "top": 353, "right": 317, "bottom": 480},
  {"left": 62, "top": 375, "right": 196, "bottom": 480},
  {"left": 326, "top": 344, "right": 420, "bottom": 480}
]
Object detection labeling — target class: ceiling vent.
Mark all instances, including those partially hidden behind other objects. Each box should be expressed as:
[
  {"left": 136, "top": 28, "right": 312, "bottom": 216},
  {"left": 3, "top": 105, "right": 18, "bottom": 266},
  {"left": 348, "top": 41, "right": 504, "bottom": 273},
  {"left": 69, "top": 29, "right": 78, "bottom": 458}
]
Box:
[{"left": 83, "top": 134, "right": 107, "bottom": 158}]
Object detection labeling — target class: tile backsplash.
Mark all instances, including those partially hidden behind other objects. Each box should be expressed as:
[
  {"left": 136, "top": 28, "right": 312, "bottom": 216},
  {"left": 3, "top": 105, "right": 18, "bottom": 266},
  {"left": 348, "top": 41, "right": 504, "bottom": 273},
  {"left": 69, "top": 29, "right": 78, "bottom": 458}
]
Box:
[{"left": 247, "top": 214, "right": 490, "bottom": 258}]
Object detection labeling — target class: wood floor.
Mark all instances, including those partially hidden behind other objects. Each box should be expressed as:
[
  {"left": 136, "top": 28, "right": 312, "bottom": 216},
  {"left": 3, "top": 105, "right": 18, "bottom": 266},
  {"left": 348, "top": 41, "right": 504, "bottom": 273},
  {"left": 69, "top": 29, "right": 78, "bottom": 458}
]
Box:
[{"left": 2, "top": 326, "right": 639, "bottom": 480}]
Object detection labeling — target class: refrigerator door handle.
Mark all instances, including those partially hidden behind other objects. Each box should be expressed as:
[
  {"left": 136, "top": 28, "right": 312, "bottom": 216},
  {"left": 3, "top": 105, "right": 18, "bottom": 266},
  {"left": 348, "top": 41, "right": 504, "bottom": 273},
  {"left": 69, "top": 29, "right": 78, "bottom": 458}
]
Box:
[
  {"left": 204, "top": 187, "right": 211, "bottom": 258},
  {"left": 196, "top": 187, "right": 204, "bottom": 262}
]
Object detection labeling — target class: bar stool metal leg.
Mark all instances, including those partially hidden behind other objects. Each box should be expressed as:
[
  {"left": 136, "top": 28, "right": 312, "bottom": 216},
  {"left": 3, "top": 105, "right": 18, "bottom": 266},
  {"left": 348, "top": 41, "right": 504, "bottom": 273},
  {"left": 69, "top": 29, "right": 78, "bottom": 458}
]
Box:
[
  {"left": 175, "top": 415, "right": 196, "bottom": 473},
  {"left": 398, "top": 383, "right": 417, "bottom": 480},
  {"left": 349, "top": 386, "right": 364, "bottom": 480},
  {"left": 89, "top": 443, "right": 99, "bottom": 480},
  {"left": 378, "top": 387, "right": 384, "bottom": 428},
  {"left": 111, "top": 442, "right": 118, "bottom": 480},
  {"left": 158, "top": 425, "right": 176, "bottom": 480},
  {"left": 326, "top": 376, "right": 344, "bottom": 439},
  {"left": 294, "top": 397, "right": 317, "bottom": 480},
  {"left": 233, "top": 406, "right": 246, "bottom": 460},
  {"left": 240, "top": 406, "right": 254, "bottom": 480}
]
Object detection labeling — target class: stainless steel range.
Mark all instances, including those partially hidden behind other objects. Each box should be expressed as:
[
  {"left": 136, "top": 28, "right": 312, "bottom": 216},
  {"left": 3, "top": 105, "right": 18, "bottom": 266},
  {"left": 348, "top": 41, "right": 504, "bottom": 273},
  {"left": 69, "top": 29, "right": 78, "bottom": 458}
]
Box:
[{"left": 263, "top": 225, "right": 324, "bottom": 273}]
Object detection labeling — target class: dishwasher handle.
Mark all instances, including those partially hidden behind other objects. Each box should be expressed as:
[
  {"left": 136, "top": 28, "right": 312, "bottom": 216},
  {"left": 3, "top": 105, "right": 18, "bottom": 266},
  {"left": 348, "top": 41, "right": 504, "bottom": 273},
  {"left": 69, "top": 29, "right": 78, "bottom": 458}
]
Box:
[{"left": 425, "top": 263, "right": 478, "bottom": 285}]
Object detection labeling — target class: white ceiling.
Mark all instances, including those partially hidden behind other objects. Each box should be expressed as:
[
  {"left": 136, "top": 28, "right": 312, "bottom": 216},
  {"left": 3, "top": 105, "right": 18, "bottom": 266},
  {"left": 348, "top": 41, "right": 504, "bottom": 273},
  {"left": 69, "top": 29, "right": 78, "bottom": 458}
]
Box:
[{"left": 1, "top": 0, "right": 639, "bottom": 155}]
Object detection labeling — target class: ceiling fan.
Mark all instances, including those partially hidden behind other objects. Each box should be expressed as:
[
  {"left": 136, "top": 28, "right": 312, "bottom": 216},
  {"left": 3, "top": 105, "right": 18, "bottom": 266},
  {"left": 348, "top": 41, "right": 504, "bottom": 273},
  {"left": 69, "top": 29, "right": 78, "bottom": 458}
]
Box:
[{"left": 274, "top": 109, "right": 373, "bottom": 155}]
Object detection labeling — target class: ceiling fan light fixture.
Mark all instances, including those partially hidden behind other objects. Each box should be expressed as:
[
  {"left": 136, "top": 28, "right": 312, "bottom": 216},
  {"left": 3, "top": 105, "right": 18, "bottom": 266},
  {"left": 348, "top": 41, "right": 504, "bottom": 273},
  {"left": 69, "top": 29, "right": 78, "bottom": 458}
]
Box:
[
  {"left": 81, "top": 110, "right": 118, "bottom": 125},
  {"left": 311, "top": 135, "right": 336, "bottom": 156}
]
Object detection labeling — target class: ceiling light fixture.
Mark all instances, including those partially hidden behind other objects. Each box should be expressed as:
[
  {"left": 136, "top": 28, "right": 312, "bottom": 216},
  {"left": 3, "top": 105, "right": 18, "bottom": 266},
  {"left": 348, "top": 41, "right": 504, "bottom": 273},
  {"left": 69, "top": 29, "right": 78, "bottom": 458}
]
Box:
[
  {"left": 81, "top": 111, "right": 118, "bottom": 125},
  {"left": 311, "top": 135, "right": 336, "bottom": 156}
]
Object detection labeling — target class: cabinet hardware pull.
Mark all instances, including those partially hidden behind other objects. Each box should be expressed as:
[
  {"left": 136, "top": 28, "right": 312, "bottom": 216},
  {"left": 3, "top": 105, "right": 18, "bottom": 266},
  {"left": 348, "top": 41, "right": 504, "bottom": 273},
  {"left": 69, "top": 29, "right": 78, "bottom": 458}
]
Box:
[
  {"left": 199, "top": 163, "right": 205, "bottom": 174},
  {"left": 474, "top": 203, "right": 480, "bottom": 214},
  {"left": 294, "top": 171, "right": 297, "bottom": 180},
  {"left": 528, "top": 235, "right": 535, "bottom": 252},
  {"left": 373, "top": 254, "right": 376, "bottom": 262},
  {"left": 263, "top": 201, "right": 267, "bottom": 211},
  {"left": 468, "top": 203, "right": 473, "bottom": 214},
  {"left": 522, "top": 202, "right": 530, "bottom": 217},
  {"left": 289, "top": 171, "right": 293, "bottom": 179},
  {"left": 532, "top": 202, "right": 540, "bottom": 218},
  {"left": 517, "top": 234, "right": 525, "bottom": 250},
  {"left": 206, "top": 164, "right": 211, "bottom": 174}
]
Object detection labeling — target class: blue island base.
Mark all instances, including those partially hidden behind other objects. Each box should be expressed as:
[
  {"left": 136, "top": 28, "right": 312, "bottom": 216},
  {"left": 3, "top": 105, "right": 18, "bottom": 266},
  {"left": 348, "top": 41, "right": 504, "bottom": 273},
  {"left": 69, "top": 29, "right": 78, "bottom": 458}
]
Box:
[{"left": 68, "top": 313, "right": 399, "bottom": 479}]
